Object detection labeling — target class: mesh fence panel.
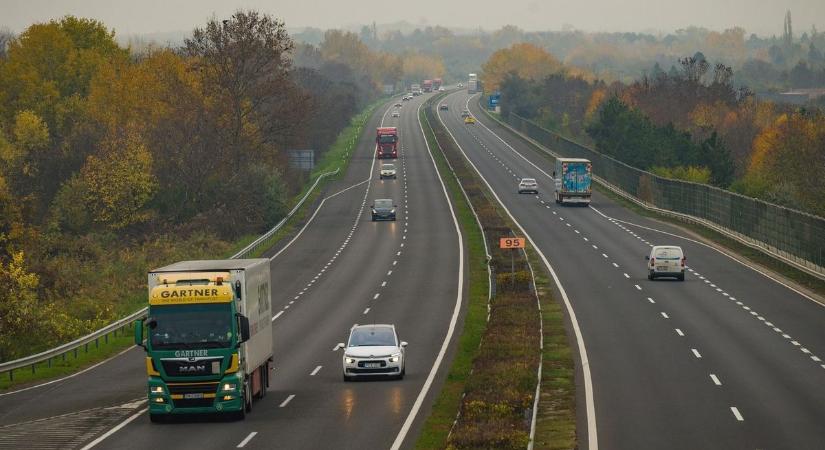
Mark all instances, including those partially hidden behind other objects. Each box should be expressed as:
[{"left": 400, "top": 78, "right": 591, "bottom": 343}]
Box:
[{"left": 507, "top": 113, "right": 825, "bottom": 274}]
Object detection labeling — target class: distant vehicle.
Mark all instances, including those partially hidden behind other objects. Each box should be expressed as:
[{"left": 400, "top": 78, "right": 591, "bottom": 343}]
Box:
[
  {"left": 423, "top": 79, "right": 433, "bottom": 92},
  {"left": 439, "top": 104, "right": 449, "bottom": 110},
  {"left": 339, "top": 324, "right": 407, "bottom": 381},
  {"left": 464, "top": 116, "right": 476, "bottom": 124},
  {"left": 412, "top": 91, "right": 420, "bottom": 96},
  {"left": 371, "top": 199, "right": 397, "bottom": 221},
  {"left": 380, "top": 163, "right": 397, "bottom": 179},
  {"left": 392, "top": 110, "right": 400, "bottom": 117},
  {"left": 402, "top": 95, "right": 411, "bottom": 101},
  {"left": 461, "top": 109, "right": 470, "bottom": 118},
  {"left": 136, "top": 259, "right": 273, "bottom": 422},
  {"left": 468, "top": 73, "right": 479, "bottom": 94},
  {"left": 394, "top": 102, "right": 402, "bottom": 107},
  {"left": 646, "top": 246, "right": 686, "bottom": 281},
  {"left": 438, "top": 87, "right": 445, "bottom": 92},
  {"left": 553, "top": 158, "right": 592, "bottom": 205},
  {"left": 433, "top": 78, "right": 443, "bottom": 90},
  {"left": 457, "top": 83, "right": 464, "bottom": 88},
  {"left": 376, "top": 127, "right": 398, "bottom": 159},
  {"left": 518, "top": 178, "right": 538, "bottom": 194},
  {"left": 411, "top": 83, "right": 421, "bottom": 95}
]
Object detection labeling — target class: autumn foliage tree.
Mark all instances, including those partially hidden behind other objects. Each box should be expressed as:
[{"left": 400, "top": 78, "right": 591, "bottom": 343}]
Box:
[{"left": 481, "top": 43, "right": 563, "bottom": 92}]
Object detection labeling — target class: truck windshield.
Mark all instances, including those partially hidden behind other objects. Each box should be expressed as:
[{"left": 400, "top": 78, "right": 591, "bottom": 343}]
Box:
[
  {"left": 378, "top": 135, "right": 397, "bottom": 144},
  {"left": 149, "top": 304, "right": 234, "bottom": 350}
]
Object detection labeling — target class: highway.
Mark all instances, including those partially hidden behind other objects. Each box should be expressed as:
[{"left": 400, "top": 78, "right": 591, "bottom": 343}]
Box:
[
  {"left": 437, "top": 91, "right": 825, "bottom": 449},
  {"left": 0, "top": 92, "right": 465, "bottom": 450}
]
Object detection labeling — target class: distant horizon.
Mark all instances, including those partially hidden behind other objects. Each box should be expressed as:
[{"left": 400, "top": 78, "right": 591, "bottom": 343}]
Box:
[{"left": 2, "top": 0, "right": 822, "bottom": 40}]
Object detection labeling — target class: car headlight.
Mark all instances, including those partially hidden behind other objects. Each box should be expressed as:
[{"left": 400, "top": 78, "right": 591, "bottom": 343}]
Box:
[
  {"left": 221, "top": 383, "right": 237, "bottom": 392},
  {"left": 389, "top": 353, "right": 402, "bottom": 363},
  {"left": 345, "top": 356, "right": 356, "bottom": 364},
  {"left": 390, "top": 209, "right": 395, "bottom": 214},
  {"left": 150, "top": 386, "right": 164, "bottom": 394}
]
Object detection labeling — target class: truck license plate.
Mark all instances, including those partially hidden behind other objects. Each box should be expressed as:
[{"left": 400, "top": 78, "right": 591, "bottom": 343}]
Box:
[
  {"left": 656, "top": 266, "right": 668, "bottom": 271},
  {"left": 184, "top": 393, "right": 204, "bottom": 399},
  {"left": 365, "top": 362, "right": 381, "bottom": 368}
]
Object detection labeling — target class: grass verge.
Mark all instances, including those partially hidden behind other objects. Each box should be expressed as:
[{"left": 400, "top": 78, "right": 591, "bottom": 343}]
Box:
[
  {"left": 418, "top": 94, "right": 575, "bottom": 449},
  {"left": 414, "top": 100, "right": 489, "bottom": 449},
  {"left": 0, "top": 97, "right": 389, "bottom": 392}
]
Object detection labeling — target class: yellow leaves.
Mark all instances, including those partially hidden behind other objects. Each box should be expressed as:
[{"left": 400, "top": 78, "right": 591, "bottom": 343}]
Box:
[
  {"left": 585, "top": 88, "right": 607, "bottom": 123},
  {"left": 401, "top": 53, "right": 445, "bottom": 82},
  {"left": 80, "top": 126, "right": 157, "bottom": 230},
  {"left": 481, "top": 43, "right": 562, "bottom": 92}
]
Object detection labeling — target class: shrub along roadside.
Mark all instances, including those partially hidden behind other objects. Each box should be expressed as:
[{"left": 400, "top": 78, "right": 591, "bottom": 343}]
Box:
[{"left": 0, "top": 98, "right": 389, "bottom": 391}]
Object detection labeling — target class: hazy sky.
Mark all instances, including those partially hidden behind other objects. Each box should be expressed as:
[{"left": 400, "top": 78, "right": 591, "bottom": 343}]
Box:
[{"left": 2, "top": 0, "right": 823, "bottom": 37}]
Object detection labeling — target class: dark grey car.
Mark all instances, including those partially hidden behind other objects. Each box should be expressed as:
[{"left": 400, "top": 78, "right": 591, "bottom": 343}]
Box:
[{"left": 371, "top": 199, "right": 397, "bottom": 221}]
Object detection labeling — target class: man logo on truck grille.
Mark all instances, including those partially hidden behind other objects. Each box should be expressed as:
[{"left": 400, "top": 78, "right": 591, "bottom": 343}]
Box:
[{"left": 179, "top": 364, "right": 207, "bottom": 373}]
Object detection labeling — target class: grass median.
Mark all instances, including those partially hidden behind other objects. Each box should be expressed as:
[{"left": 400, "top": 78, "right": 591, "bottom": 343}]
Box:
[{"left": 417, "top": 94, "right": 574, "bottom": 449}]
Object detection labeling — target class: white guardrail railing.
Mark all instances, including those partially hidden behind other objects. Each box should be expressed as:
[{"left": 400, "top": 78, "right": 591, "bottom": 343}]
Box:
[{"left": 0, "top": 168, "right": 340, "bottom": 381}]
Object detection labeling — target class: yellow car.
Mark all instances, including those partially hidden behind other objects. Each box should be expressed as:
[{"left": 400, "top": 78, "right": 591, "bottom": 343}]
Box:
[{"left": 464, "top": 116, "right": 476, "bottom": 124}]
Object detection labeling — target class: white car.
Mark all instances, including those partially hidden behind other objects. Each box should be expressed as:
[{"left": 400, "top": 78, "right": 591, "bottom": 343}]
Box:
[
  {"left": 392, "top": 110, "right": 400, "bottom": 117},
  {"left": 518, "top": 178, "right": 538, "bottom": 194},
  {"left": 380, "top": 163, "right": 397, "bottom": 179},
  {"left": 438, "top": 86, "right": 445, "bottom": 91},
  {"left": 646, "top": 245, "right": 686, "bottom": 281},
  {"left": 340, "top": 324, "right": 407, "bottom": 381}
]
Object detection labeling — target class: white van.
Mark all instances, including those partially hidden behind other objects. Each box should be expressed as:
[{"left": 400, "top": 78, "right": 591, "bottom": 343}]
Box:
[{"left": 646, "top": 245, "right": 686, "bottom": 281}]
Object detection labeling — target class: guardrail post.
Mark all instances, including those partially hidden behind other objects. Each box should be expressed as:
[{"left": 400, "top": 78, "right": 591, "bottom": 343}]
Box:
[
  {"left": 74, "top": 348, "right": 77, "bottom": 359},
  {"left": 48, "top": 358, "right": 51, "bottom": 368},
  {"left": 8, "top": 369, "right": 12, "bottom": 381},
  {"left": 31, "top": 363, "right": 35, "bottom": 374},
  {"left": 95, "top": 337, "right": 99, "bottom": 349}
]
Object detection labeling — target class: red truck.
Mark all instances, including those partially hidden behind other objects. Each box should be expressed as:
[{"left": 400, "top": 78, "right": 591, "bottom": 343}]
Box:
[
  {"left": 433, "top": 78, "right": 443, "bottom": 90},
  {"left": 422, "top": 79, "right": 433, "bottom": 92},
  {"left": 376, "top": 127, "right": 398, "bottom": 159}
]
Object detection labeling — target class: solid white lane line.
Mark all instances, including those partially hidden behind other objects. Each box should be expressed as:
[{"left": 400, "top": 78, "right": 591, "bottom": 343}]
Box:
[
  {"left": 710, "top": 374, "right": 722, "bottom": 386},
  {"left": 237, "top": 432, "right": 258, "bottom": 448},
  {"left": 271, "top": 311, "right": 284, "bottom": 321},
  {"left": 692, "top": 349, "right": 702, "bottom": 358},
  {"left": 310, "top": 366, "right": 322, "bottom": 376},
  {"left": 391, "top": 98, "right": 466, "bottom": 450},
  {"left": 675, "top": 328, "right": 684, "bottom": 336},
  {"left": 279, "top": 394, "right": 295, "bottom": 407},
  {"left": 79, "top": 404, "right": 148, "bottom": 450},
  {"left": 731, "top": 407, "right": 744, "bottom": 421}
]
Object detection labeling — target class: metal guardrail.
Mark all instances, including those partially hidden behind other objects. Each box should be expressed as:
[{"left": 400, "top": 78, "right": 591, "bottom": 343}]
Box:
[
  {"left": 0, "top": 168, "right": 341, "bottom": 381},
  {"left": 484, "top": 103, "right": 825, "bottom": 280}
]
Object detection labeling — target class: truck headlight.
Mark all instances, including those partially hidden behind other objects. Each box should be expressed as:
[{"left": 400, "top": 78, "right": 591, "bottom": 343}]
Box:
[
  {"left": 345, "top": 356, "right": 356, "bottom": 364},
  {"left": 389, "top": 353, "right": 401, "bottom": 363},
  {"left": 150, "top": 386, "right": 164, "bottom": 394},
  {"left": 221, "top": 383, "right": 237, "bottom": 392}
]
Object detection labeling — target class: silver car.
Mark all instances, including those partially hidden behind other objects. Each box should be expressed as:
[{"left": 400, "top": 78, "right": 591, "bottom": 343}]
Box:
[
  {"left": 518, "top": 178, "right": 538, "bottom": 194},
  {"left": 339, "top": 324, "right": 407, "bottom": 381}
]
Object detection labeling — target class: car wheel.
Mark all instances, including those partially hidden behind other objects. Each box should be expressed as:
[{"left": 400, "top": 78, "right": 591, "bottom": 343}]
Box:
[
  {"left": 398, "top": 367, "right": 405, "bottom": 380},
  {"left": 678, "top": 273, "right": 685, "bottom": 281},
  {"left": 371, "top": 216, "right": 376, "bottom": 222},
  {"left": 343, "top": 373, "right": 352, "bottom": 382}
]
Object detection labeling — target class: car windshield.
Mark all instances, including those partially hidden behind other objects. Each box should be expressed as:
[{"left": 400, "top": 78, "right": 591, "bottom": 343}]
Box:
[
  {"left": 382, "top": 164, "right": 395, "bottom": 170},
  {"left": 522, "top": 179, "right": 536, "bottom": 183},
  {"left": 374, "top": 199, "right": 393, "bottom": 208},
  {"left": 654, "top": 248, "right": 683, "bottom": 259},
  {"left": 149, "top": 303, "right": 233, "bottom": 350},
  {"left": 348, "top": 327, "right": 396, "bottom": 347}
]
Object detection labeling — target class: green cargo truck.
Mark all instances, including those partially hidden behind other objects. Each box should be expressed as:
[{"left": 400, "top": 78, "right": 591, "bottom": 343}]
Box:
[{"left": 135, "top": 259, "right": 272, "bottom": 421}]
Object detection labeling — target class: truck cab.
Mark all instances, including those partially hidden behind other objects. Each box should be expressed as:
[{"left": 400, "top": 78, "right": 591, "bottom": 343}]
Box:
[
  {"left": 554, "top": 158, "right": 592, "bottom": 205},
  {"left": 376, "top": 127, "right": 398, "bottom": 159},
  {"left": 135, "top": 259, "right": 272, "bottom": 421}
]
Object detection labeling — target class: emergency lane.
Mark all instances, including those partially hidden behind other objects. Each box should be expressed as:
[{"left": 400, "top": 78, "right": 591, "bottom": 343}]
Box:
[{"left": 438, "top": 90, "right": 825, "bottom": 450}]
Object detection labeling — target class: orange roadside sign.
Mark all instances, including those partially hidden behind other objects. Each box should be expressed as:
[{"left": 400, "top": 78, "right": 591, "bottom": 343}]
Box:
[{"left": 499, "top": 237, "right": 526, "bottom": 249}]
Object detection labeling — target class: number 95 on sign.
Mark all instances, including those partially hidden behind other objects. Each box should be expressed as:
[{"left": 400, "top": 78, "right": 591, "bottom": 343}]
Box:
[{"left": 499, "top": 237, "right": 526, "bottom": 249}]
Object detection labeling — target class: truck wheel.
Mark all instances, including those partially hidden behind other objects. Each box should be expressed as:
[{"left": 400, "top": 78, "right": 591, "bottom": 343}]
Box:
[{"left": 244, "top": 379, "right": 252, "bottom": 413}]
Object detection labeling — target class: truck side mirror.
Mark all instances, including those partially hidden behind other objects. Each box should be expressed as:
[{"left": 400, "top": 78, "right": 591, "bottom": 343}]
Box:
[
  {"left": 237, "top": 315, "right": 251, "bottom": 344},
  {"left": 134, "top": 319, "right": 145, "bottom": 349}
]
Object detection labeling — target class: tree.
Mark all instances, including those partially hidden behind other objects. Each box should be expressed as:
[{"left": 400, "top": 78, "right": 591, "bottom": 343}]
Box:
[
  {"left": 0, "top": 251, "right": 41, "bottom": 361},
  {"left": 481, "top": 43, "right": 562, "bottom": 92}
]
